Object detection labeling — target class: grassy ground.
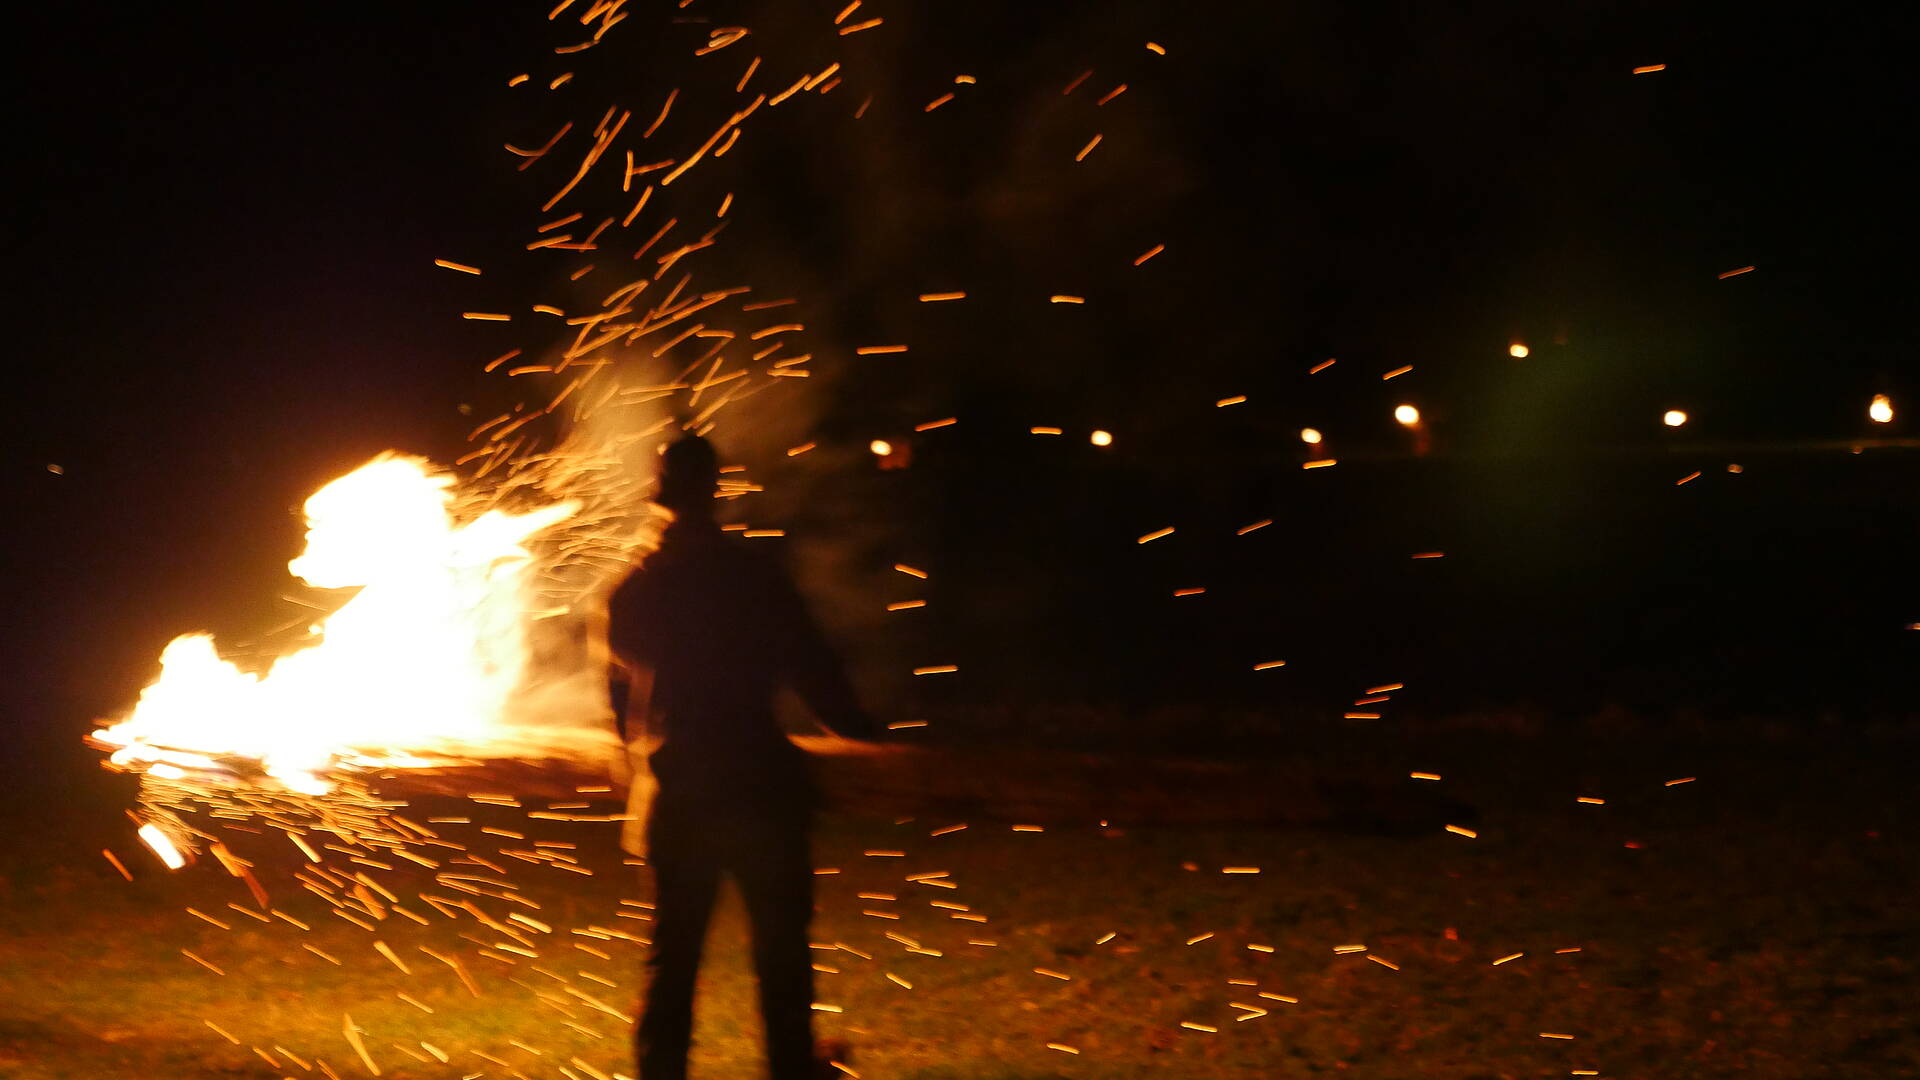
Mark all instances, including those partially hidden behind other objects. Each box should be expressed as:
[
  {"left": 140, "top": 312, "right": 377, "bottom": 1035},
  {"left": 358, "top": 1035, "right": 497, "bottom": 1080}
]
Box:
[{"left": 1, "top": 732, "right": 1914, "bottom": 1079}]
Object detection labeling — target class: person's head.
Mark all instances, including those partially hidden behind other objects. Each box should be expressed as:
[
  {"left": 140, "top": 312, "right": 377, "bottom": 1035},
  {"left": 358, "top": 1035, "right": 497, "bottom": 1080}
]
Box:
[{"left": 652, "top": 434, "right": 719, "bottom": 518}]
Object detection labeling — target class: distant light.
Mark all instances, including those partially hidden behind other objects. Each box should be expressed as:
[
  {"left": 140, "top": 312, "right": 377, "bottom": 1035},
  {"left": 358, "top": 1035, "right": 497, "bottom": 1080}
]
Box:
[
  {"left": 1090, "top": 429, "right": 1114, "bottom": 447},
  {"left": 1869, "top": 394, "right": 1893, "bottom": 424},
  {"left": 1508, "top": 343, "right": 1529, "bottom": 358},
  {"left": 869, "top": 439, "right": 893, "bottom": 456},
  {"left": 1663, "top": 409, "right": 1688, "bottom": 428},
  {"left": 1299, "top": 427, "right": 1323, "bottom": 445},
  {"left": 1393, "top": 404, "right": 1421, "bottom": 427},
  {"left": 46, "top": 463, "right": 64, "bottom": 475},
  {"left": 137, "top": 824, "right": 186, "bottom": 870},
  {"left": 1726, "top": 463, "right": 1744, "bottom": 474}
]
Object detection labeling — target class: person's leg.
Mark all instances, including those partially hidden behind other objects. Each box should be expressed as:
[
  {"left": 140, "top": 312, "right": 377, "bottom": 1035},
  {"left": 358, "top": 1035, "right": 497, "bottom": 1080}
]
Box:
[
  {"left": 733, "top": 814, "right": 818, "bottom": 1080},
  {"left": 637, "top": 817, "right": 723, "bottom": 1080}
]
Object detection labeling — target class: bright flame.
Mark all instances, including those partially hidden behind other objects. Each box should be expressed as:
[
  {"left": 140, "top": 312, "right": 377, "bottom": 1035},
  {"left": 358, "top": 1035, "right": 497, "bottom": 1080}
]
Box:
[
  {"left": 869, "top": 439, "right": 893, "bottom": 456},
  {"left": 137, "top": 823, "right": 186, "bottom": 869},
  {"left": 1299, "top": 427, "right": 1323, "bottom": 445},
  {"left": 1393, "top": 404, "right": 1421, "bottom": 427},
  {"left": 1663, "top": 409, "right": 1688, "bottom": 428},
  {"left": 1090, "top": 429, "right": 1114, "bottom": 447},
  {"left": 93, "top": 455, "right": 575, "bottom": 791},
  {"left": 1508, "top": 343, "right": 1529, "bottom": 358},
  {"left": 1869, "top": 394, "right": 1893, "bottom": 424}
]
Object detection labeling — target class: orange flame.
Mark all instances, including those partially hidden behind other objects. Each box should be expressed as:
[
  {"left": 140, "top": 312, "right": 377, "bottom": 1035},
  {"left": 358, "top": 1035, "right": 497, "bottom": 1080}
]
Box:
[{"left": 93, "top": 455, "right": 577, "bottom": 793}]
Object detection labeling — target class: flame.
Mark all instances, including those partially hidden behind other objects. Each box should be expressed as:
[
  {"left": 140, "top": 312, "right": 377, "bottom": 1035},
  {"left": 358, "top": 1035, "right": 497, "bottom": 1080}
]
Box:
[
  {"left": 136, "top": 822, "right": 187, "bottom": 869},
  {"left": 93, "top": 454, "right": 576, "bottom": 792}
]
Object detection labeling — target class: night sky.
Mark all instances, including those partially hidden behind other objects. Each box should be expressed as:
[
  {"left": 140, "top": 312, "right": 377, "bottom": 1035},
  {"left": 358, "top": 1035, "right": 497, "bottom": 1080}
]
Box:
[{"left": 6, "top": 3, "right": 1914, "bottom": 796}]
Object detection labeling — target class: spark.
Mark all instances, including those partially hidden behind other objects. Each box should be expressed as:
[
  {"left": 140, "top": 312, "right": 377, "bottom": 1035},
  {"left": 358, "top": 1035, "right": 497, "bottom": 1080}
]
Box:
[
  {"left": 138, "top": 824, "right": 186, "bottom": 869},
  {"left": 1075, "top": 134, "right": 1103, "bottom": 161},
  {"left": 1633, "top": 63, "right": 1667, "bottom": 73},
  {"left": 101, "top": 849, "right": 133, "bottom": 881}
]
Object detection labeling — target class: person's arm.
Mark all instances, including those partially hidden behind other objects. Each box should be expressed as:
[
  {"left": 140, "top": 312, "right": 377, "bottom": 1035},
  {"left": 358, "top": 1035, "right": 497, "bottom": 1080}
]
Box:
[
  {"left": 604, "top": 572, "right": 654, "bottom": 745},
  {"left": 608, "top": 658, "right": 654, "bottom": 745},
  {"left": 609, "top": 659, "right": 634, "bottom": 744},
  {"left": 769, "top": 564, "right": 881, "bottom": 741}
]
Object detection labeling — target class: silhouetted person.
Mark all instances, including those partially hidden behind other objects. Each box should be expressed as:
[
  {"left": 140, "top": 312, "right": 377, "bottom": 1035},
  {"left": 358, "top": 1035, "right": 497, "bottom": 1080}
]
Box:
[{"left": 608, "top": 435, "right": 878, "bottom": 1080}]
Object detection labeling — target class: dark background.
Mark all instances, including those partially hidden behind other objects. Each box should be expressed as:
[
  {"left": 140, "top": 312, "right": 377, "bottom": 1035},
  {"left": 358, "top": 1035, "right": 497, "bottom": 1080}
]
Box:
[{"left": 5, "top": 3, "right": 1914, "bottom": 808}]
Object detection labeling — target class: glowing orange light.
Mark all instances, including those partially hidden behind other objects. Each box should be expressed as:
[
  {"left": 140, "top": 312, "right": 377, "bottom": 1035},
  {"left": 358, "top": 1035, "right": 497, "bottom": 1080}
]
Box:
[
  {"left": 1869, "top": 394, "right": 1893, "bottom": 423},
  {"left": 92, "top": 457, "right": 576, "bottom": 796},
  {"left": 1663, "top": 409, "right": 1688, "bottom": 427},
  {"left": 869, "top": 439, "right": 893, "bottom": 456},
  {"left": 1090, "top": 429, "right": 1113, "bottom": 446},
  {"left": 138, "top": 824, "right": 186, "bottom": 870},
  {"left": 1508, "top": 343, "right": 1529, "bottom": 358},
  {"left": 1299, "top": 427, "right": 1323, "bottom": 445},
  {"left": 1393, "top": 404, "right": 1421, "bottom": 426}
]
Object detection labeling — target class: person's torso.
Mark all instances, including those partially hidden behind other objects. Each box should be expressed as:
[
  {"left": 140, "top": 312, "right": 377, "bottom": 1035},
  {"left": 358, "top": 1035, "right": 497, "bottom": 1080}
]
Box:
[{"left": 610, "top": 528, "right": 807, "bottom": 800}]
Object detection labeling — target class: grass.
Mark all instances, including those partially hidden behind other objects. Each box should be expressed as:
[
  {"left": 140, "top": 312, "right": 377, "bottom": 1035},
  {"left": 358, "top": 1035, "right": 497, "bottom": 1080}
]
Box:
[{"left": 1, "top": 731, "right": 1915, "bottom": 1079}]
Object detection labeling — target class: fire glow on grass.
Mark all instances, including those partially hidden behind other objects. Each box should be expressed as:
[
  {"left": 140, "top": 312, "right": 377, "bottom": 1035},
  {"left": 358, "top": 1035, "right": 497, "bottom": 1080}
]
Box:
[{"left": 93, "top": 455, "right": 578, "bottom": 796}]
